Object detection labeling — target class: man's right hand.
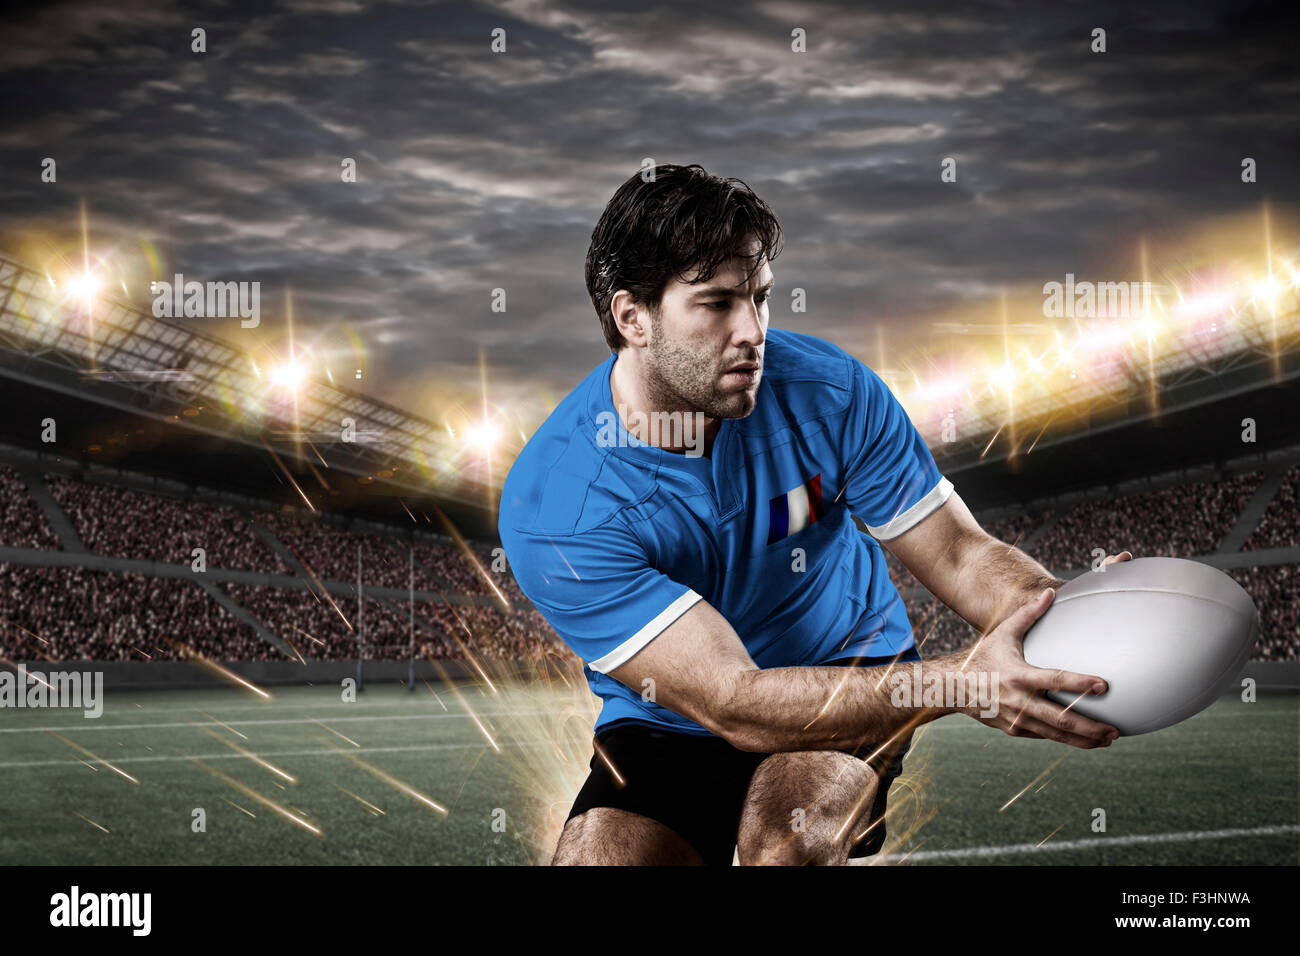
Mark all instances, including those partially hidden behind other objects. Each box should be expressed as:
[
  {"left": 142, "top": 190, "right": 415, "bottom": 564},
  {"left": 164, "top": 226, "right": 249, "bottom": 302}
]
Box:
[{"left": 957, "top": 587, "right": 1120, "bottom": 749}]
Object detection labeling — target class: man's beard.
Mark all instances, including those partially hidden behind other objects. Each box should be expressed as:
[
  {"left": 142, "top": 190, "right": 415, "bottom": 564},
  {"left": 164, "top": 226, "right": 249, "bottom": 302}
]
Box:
[{"left": 643, "top": 314, "right": 760, "bottom": 420}]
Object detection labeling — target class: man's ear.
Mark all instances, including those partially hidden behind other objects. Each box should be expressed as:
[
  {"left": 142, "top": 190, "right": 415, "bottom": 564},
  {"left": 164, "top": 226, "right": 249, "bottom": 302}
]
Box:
[{"left": 611, "top": 290, "right": 650, "bottom": 348}]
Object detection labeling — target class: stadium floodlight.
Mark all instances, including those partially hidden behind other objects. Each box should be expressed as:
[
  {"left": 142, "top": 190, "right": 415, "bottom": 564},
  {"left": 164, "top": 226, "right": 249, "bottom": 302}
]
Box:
[
  {"left": 1251, "top": 275, "right": 1281, "bottom": 306},
  {"left": 1077, "top": 324, "right": 1130, "bottom": 353},
  {"left": 990, "top": 363, "right": 1016, "bottom": 392},
  {"left": 270, "top": 360, "right": 308, "bottom": 390},
  {"left": 0, "top": 251, "right": 497, "bottom": 507},
  {"left": 1175, "top": 290, "right": 1232, "bottom": 320},
  {"left": 914, "top": 376, "right": 968, "bottom": 403},
  {"left": 464, "top": 420, "right": 501, "bottom": 452},
  {"left": 64, "top": 271, "right": 101, "bottom": 300}
]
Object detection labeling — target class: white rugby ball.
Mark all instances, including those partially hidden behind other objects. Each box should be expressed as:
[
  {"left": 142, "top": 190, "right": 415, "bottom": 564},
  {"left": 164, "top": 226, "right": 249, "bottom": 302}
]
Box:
[{"left": 1021, "top": 557, "right": 1258, "bottom": 736}]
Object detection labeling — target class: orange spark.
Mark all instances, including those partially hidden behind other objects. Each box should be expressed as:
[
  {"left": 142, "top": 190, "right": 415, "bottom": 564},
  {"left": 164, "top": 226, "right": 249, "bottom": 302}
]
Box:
[
  {"left": 190, "top": 759, "right": 320, "bottom": 835},
  {"left": 47, "top": 731, "right": 139, "bottom": 784}
]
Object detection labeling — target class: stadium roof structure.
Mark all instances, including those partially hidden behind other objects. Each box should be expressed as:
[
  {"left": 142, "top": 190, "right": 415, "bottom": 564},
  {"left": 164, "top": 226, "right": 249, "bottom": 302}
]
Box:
[
  {"left": 5, "top": 247, "right": 1296, "bottom": 518},
  {"left": 905, "top": 283, "right": 1300, "bottom": 476},
  {"left": 0, "top": 252, "right": 490, "bottom": 510}
]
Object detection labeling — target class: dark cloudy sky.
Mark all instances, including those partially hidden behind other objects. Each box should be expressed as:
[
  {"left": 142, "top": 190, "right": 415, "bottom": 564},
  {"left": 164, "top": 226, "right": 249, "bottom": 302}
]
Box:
[{"left": 1, "top": 0, "right": 1297, "bottom": 430}]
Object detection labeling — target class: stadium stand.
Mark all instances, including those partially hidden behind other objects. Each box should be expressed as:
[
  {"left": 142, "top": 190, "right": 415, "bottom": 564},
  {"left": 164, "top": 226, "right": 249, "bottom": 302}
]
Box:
[
  {"left": 217, "top": 583, "right": 559, "bottom": 662},
  {"left": 1228, "top": 564, "right": 1300, "bottom": 662},
  {"left": 981, "top": 512, "right": 1045, "bottom": 549},
  {"left": 1243, "top": 465, "right": 1300, "bottom": 551},
  {"left": 412, "top": 539, "right": 493, "bottom": 596},
  {"left": 0, "top": 465, "right": 60, "bottom": 550},
  {"left": 0, "top": 464, "right": 1293, "bottom": 664},
  {"left": 46, "top": 475, "right": 286, "bottom": 572},
  {"left": 1032, "top": 473, "right": 1264, "bottom": 570},
  {"left": 254, "top": 510, "right": 429, "bottom": 589},
  {"left": 222, "top": 583, "right": 429, "bottom": 661},
  {"left": 0, "top": 563, "right": 263, "bottom": 661},
  {"left": 420, "top": 600, "right": 558, "bottom": 661}
]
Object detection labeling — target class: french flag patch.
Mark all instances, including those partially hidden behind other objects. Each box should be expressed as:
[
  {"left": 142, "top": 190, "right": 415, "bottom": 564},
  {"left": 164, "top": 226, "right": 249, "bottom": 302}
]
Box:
[{"left": 767, "top": 474, "right": 825, "bottom": 544}]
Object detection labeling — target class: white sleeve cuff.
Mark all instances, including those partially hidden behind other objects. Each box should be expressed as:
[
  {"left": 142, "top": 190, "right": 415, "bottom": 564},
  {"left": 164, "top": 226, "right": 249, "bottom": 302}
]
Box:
[
  {"left": 587, "top": 590, "right": 704, "bottom": 674},
  {"left": 866, "top": 477, "right": 954, "bottom": 540}
]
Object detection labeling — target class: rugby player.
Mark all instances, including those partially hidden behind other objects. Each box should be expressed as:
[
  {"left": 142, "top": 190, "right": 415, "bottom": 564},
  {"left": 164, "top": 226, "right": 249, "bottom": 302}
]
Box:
[{"left": 499, "top": 164, "right": 1127, "bottom": 866}]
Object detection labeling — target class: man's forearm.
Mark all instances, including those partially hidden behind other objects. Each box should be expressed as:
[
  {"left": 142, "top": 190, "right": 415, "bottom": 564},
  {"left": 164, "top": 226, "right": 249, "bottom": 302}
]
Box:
[
  {"left": 939, "top": 534, "right": 1064, "bottom": 635},
  {"left": 716, "top": 657, "right": 962, "bottom": 753}
]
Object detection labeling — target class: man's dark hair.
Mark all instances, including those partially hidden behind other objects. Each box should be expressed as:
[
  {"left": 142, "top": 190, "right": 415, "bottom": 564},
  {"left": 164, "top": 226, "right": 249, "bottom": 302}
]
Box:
[{"left": 585, "top": 164, "right": 783, "bottom": 351}]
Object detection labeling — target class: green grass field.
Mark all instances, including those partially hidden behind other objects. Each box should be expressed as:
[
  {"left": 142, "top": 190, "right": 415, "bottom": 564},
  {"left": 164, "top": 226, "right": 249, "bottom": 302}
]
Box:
[{"left": 1, "top": 680, "right": 1296, "bottom": 865}]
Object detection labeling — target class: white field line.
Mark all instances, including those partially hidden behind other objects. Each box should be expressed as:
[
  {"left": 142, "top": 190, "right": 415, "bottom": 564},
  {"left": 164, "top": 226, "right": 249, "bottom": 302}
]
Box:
[
  {"left": 913, "top": 707, "right": 1293, "bottom": 733},
  {"left": 873, "top": 824, "right": 1300, "bottom": 863},
  {"left": 0, "top": 698, "right": 1288, "bottom": 739},
  {"left": 1, "top": 698, "right": 1287, "bottom": 733},
  {"left": 0, "top": 709, "right": 555, "bottom": 734},
  {"left": 20, "top": 691, "right": 563, "bottom": 716},
  {"left": 0, "top": 740, "right": 557, "bottom": 770}
]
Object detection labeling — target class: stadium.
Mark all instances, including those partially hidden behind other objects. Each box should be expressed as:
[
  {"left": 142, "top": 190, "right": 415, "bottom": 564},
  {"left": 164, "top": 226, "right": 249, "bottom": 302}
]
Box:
[{"left": 1, "top": 228, "right": 1296, "bottom": 868}]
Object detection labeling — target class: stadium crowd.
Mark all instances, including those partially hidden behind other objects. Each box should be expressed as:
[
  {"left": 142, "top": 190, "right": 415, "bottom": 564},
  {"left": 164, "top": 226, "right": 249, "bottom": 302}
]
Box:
[
  {"left": 222, "top": 583, "right": 430, "bottom": 661},
  {"left": 19, "top": 472, "right": 555, "bottom": 602},
  {"left": 420, "top": 600, "right": 559, "bottom": 661},
  {"left": 1228, "top": 564, "right": 1300, "bottom": 661},
  {"left": 981, "top": 512, "right": 1045, "bottom": 549},
  {"left": 1244, "top": 465, "right": 1300, "bottom": 551},
  {"left": 0, "top": 465, "right": 60, "bottom": 550},
  {"left": 219, "top": 583, "right": 559, "bottom": 662},
  {"left": 252, "top": 511, "right": 428, "bottom": 589},
  {"left": 1033, "top": 473, "right": 1263, "bottom": 570},
  {"left": 47, "top": 475, "right": 286, "bottom": 572},
  {"left": 412, "top": 539, "right": 495, "bottom": 596},
  {"left": 0, "top": 563, "right": 263, "bottom": 661},
  {"left": 2, "top": 466, "right": 1294, "bottom": 665}
]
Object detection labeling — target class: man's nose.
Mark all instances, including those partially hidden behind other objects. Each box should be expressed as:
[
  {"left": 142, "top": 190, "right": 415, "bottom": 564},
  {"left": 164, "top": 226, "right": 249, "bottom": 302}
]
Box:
[{"left": 734, "top": 300, "right": 766, "bottom": 346}]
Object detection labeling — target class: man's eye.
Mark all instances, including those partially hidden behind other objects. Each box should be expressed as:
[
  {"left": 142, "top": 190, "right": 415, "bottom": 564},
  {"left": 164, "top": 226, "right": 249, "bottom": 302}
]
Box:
[{"left": 707, "top": 295, "right": 768, "bottom": 310}]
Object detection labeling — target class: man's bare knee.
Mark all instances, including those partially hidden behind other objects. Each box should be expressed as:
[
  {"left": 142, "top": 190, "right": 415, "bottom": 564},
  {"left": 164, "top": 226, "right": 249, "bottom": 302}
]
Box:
[
  {"left": 553, "top": 807, "right": 704, "bottom": 866},
  {"left": 738, "top": 821, "right": 851, "bottom": 866},
  {"left": 737, "top": 751, "right": 879, "bottom": 866},
  {"left": 737, "top": 799, "right": 867, "bottom": 866}
]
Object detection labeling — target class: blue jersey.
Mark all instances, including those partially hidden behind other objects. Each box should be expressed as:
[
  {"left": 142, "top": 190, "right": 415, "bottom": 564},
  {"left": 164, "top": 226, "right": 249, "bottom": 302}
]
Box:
[{"left": 498, "top": 327, "right": 952, "bottom": 736}]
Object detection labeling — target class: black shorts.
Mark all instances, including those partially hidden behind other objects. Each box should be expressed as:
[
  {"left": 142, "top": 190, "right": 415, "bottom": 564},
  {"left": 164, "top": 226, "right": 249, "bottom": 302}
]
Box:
[{"left": 565, "top": 652, "right": 918, "bottom": 866}]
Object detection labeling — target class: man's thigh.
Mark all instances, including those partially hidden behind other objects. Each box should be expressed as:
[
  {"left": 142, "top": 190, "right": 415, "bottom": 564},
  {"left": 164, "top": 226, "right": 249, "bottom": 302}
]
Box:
[
  {"left": 558, "top": 723, "right": 767, "bottom": 866},
  {"left": 553, "top": 807, "right": 704, "bottom": 865},
  {"left": 737, "top": 750, "right": 884, "bottom": 866}
]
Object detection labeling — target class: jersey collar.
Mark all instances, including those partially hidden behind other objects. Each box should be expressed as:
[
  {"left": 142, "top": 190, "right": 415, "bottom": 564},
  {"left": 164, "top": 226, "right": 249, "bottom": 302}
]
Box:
[{"left": 588, "top": 353, "right": 742, "bottom": 517}]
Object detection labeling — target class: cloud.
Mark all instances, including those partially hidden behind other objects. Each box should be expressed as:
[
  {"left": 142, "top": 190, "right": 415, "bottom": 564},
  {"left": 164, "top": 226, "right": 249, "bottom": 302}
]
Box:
[{"left": 0, "top": 0, "right": 1296, "bottom": 434}]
